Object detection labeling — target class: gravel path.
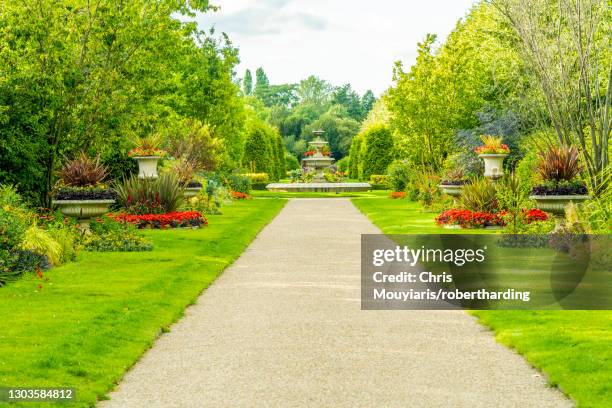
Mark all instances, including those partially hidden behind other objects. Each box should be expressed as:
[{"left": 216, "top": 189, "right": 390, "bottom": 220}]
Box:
[{"left": 100, "top": 199, "right": 572, "bottom": 408}]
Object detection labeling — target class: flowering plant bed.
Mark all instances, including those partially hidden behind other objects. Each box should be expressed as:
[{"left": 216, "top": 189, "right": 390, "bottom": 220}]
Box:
[
  {"left": 436, "top": 208, "right": 549, "bottom": 229},
  {"left": 474, "top": 135, "right": 510, "bottom": 155},
  {"left": 435, "top": 209, "right": 506, "bottom": 228},
  {"left": 110, "top": 211, "right": 207, "bottom": 229},
  {"left": 304, "top": 149, "right": 331, "bottom": 157},
  {"left": 475, "top": 145, "right": 510, "bottom": 155},
  {"left": 389, "top": 191, "right": 407, "bottom": 199},
  {"left": 231, "top": 191, "right": 251, "bottom": 200},
  {"left": 128, "top": 147, "right": 167, "bottom": 158}
]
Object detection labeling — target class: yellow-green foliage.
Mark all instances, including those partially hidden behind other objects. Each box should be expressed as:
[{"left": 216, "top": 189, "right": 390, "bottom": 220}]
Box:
[
  {"left": 47, "top": 228, "right": 77, "bottom": 264},
  {"left": 20, "top": 225, "right": 62, "bottom": 266},
  {"left": 242, "top": 173, "right": 269, "bottom": 183}
]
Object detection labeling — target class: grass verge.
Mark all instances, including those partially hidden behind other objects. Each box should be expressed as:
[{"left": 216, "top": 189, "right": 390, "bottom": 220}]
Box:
[
  {"left": 0, "top": 198, "right": 286, "bottom": 407},
  {"left": 352, "top": 196, "right": 611, "bottom": 407}
]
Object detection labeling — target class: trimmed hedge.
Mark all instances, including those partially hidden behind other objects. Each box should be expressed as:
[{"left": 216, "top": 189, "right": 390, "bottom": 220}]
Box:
[{"left": 359, "top": 125, "right": 394, "bottom": 181}]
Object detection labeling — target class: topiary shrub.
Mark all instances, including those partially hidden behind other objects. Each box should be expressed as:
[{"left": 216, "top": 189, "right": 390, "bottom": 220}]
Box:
[
  {"left": 348, "top": 135, "right": 362, "bottom": 179},
  {"left": 359, "top": 125, "right": 394, "bottom": 181}
]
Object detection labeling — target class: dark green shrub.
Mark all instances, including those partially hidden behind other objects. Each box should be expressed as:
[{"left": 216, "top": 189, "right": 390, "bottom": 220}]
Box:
[
  {"left": 285, "top": 153, "right": 300, "bottom": 171},
  {"left": 387, "top": 160, "right": 413, "bottom": 192},
  {"left": 0, "top": 207, "right": 27, "bottom": 251},
  {"left": 360, "top": 125, "right": 394, "bottom": 181},
  {"left": 348, "top": 135, "right": 362, "bottom": 179}
]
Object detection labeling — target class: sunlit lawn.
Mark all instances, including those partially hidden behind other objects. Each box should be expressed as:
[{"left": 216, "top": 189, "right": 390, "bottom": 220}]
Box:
[
  {"left": 0, "top": 199, "right": 286, "bottom": 407},
  {"left": 352, "top": 196, "right": 612, "bottom": 407}
]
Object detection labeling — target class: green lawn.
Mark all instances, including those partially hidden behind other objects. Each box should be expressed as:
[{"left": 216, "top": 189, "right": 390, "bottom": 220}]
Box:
[
  {"left": 352, "top": 196, "right": 612, "bottom": 407},
  {"left": 0, "top": 198, "right": 286, "bottom": 407}
]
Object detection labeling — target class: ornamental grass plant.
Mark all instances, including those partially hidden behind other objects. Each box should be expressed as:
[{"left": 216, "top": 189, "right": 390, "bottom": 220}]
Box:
[{"left": 460, "top": 178, "right": 498, "bottom": 213}]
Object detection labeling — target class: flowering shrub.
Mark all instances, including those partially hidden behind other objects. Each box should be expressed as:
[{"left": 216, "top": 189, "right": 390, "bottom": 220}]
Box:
[
  {"left": 389, "top": 191, "right": 407, "bottom": 200},
  {"left": 435, "top": 209, "right": 506, "bottom": 228},
  {"left": 128, "top": 147, "right": 167, "bottom": 158},
  {"left": 231, "top": 191, "right": 250, "bottom": 200},
  {"left": 110, "top": 211, "right": 207, "bottom": 229}
]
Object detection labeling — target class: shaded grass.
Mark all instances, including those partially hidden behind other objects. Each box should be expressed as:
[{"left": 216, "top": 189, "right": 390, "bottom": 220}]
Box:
[
  {"left": 0, "top": 199, "right": 286, "bottom": 407},
  {"left": 352, "top": 196, "right": 611, "bottom": 407}
]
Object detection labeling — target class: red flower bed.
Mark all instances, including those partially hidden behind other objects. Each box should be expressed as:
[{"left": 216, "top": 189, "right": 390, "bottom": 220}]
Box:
[
  {"left": 389, "top": 191, "right": 406, "bottom": 199},
  {"left": 436, "top": 208, "right": 549, "bottom": 228},
  {"left": 304, "top": 150, "right": 331, "bottom": 157},
  {"left": 435, "top": 209, "right": 506, "bottom": 228},
  {"left": 524, "top": 208, "right": 548, "bottom": 223},
  {"left": 110, "top": 211, "right": 207, "bottom": 229},
  {"left": 231, "top": 191, "right": 250, "bottom": 200}
]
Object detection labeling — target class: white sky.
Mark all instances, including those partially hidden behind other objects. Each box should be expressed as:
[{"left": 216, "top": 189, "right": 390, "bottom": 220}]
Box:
[{"left": 195, "top": 0, "right": 477, "bottom": 95}]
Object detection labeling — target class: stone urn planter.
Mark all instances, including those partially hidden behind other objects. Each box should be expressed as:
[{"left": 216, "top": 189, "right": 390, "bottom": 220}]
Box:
[
  {"left": 529, "top": 195, "right": 590, "bottom": 216},
  {"left": 478, "top": 154, "right": 508, "bottom": 180},
  {"left": 133, "top": 156, "right": 161, "bottom": 179},
  {"left": 439, "top": 184, "right": 463, "bottom": 198},
  {"left": 52, "top": 199, "right": 115, "bottom": 228}
]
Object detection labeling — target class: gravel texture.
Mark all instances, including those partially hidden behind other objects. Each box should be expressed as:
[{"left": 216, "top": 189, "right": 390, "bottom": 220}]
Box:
[{"left": 100, "top": 199, "right": 572, "bottom": 408}]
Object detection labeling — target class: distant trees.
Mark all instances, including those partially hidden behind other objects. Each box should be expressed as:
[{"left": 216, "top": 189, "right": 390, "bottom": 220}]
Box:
[{"left": 241, "top": 70, "right": 377, "bottom": 161}]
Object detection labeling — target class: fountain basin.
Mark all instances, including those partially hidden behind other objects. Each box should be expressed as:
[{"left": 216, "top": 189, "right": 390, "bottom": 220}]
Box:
[{"left": 266, "top": 182, "right": 372, "bottom": 193}]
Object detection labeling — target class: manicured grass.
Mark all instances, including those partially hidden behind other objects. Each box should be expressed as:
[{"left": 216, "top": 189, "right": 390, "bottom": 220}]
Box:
[
  {"left": 352, "top": 196, "right": 612, "bottom": 407},
  {"left": 352, "top": 197, "right": 496, "bottom": 234},
  {"left": 0, "top": 198, "right": 286, "bottom": 407}
]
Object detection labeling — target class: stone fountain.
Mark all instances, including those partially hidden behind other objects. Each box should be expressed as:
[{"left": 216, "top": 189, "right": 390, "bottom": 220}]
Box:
[
  {"left": 266, "top": 130, "right": 371, "bottom": 193},
  {"left": 302, "top": 130, "right": 335, "bottom": 182}
]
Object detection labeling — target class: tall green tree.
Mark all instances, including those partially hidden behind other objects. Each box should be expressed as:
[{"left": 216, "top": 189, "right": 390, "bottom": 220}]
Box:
[
  {"left": 0, "top": 0, "right": 240, "bottom": 205},
  {"left": 254, "top": 67, "right": 271, "bottom": 101},
  {"left": 243, "top": 69, "right": 253, "bottom": 96}
]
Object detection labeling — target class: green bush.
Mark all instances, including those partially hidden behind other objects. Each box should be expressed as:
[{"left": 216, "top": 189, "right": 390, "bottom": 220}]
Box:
[
  {"left": 415, "top": 172, "right": 441, "bottom": 208},
  {"left": 348, "top": 135, "right": 362, "bottom": 179},
  {"left": 0, "top": 207, "right": 27, "bottom": 251},
  {"left": 285, "top": 153, "right": 300, "bottom": 171},
  {"left": 226, "top": 174, "right": 251, "bottom": 194},
  {"left": 359, "top": 125, "right": 394, "bottom": 181},
  {"left": 242, "top": 121, "right": 285, "bottom": 181},
  {"left": 515, "top": 151, "right": 540, "bottom": 196},
  {"left": 83, "top": 216, "right": 152, "bottom": 252},
  {"left": 336, "top": 157, "right": 349, "bottom": 173},
  {"left": 387, "top": 160, "right": 413, "bottom": 192}
]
